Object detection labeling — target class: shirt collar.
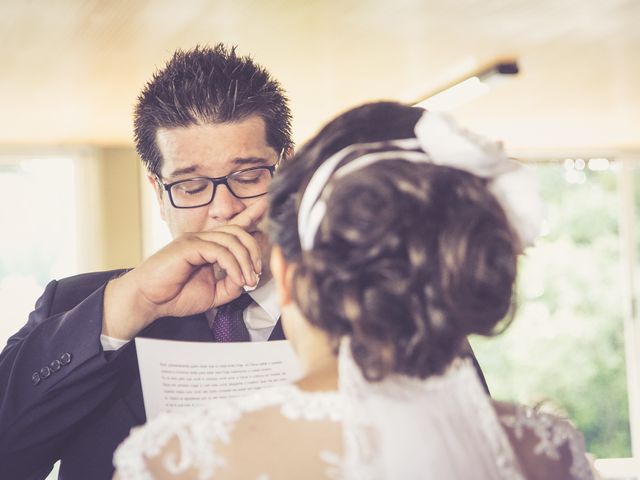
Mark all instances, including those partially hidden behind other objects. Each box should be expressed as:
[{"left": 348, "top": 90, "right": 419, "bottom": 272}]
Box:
[{"left": 247, "top": 277, "right": 280, "bottom": 322}]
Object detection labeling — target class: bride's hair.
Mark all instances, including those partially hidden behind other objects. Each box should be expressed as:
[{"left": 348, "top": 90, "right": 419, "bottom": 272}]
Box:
[{"left": 268, "top": 102, "right": 518, "bottom": 381}]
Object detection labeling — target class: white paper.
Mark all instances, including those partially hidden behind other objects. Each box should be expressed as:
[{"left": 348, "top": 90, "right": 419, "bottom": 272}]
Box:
[{"left": 135, "top": 338, "right": 303, "bottom": 419}]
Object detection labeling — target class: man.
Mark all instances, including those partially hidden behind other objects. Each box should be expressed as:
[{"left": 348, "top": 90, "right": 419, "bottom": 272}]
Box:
[{"left": 0, "top": 44, "right": 293, "bottom": 479}]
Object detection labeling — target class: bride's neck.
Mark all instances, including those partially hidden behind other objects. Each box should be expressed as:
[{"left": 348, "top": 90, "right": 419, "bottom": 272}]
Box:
[
  {"left": 284, "top": 303, "right": 339, "bottom": 391},
  {"left": 296, "top": 353, "right": 338, "bottom": 391},
  {"left": 294, "top": 332, "right": 339, "bottom": 392}
]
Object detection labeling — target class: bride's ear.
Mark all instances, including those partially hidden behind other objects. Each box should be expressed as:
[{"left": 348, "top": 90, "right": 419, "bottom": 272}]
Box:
[{"left": 270, "top": 246, "right": 294, "bottom": 306}]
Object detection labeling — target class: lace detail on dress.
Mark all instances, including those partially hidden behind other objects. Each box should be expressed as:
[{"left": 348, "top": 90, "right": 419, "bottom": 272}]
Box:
[
  {"left": 500, "top": 405, "right": 594, "bottom": 479},
  {"left": 113, "top": 385, "right": 343, "bottom": 480}
]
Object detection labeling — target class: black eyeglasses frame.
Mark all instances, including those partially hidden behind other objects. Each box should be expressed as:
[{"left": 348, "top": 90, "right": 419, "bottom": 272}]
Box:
[{"left": 156, "top": 160, "right": 280, "bottom": 209}]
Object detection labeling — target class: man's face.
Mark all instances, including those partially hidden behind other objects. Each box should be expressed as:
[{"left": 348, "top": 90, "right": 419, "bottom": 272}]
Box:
[{"left": 152, "top": 115, "right": 279, "bottom": 278}]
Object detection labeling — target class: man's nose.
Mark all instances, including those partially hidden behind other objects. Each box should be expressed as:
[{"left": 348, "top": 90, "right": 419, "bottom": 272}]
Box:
[{"left": 207, "top": 184, "right": 246, "bottom": 221}]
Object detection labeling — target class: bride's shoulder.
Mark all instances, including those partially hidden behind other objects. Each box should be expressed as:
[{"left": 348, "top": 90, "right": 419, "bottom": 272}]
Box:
[
  {"left": 492, "top": 400, "right": 596, "bottom": 480},
  {"left": 113, "top": 385, "right": 343, "bottom": 479}
]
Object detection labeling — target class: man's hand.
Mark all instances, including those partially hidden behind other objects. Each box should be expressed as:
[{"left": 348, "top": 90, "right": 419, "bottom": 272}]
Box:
[{"left": 102, "top": 199, "right": 266, "bottom": 341}]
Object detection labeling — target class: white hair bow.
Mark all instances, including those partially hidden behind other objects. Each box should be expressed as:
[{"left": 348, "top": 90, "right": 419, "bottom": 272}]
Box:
[{"left": 297, "top": 111, "right": 544, "bottom": 252}]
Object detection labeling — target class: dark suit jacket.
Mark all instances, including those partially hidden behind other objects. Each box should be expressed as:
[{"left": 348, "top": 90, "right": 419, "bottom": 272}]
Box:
[{"left": 0, "top": 270, "right": 284, "bottom": 480}]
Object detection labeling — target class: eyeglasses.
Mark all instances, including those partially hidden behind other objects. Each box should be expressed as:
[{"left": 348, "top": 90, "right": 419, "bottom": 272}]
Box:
[{"left": 157, "top": 162, "right": 279, "bottom": 209}]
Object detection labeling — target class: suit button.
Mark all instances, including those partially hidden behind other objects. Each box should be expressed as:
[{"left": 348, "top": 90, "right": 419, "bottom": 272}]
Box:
[
  {"left": 60, "top": 352, "right": 72, "bottom": 365},
  {"left": 32, "top": 372, "right": 41, "bottom": 385},
  {"left": 50, "top": 359, "right": 61, "bottom": 372},
  {"left": 40, "top": 366, "right": 52, "bottom": 378}
]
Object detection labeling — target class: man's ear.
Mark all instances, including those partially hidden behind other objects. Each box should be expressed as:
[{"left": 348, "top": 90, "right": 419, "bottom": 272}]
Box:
[
  {"left": 284, "top": 146, "right": 294, "bottom": 161},
  {"left": 147, "top": 174, "right": 166, "bottom": 221},
  {"left": 270, "top": 246, "right": 294, "bottom": 307}
]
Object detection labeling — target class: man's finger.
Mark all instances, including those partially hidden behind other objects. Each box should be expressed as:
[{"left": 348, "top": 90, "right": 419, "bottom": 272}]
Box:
[
  {"left": 228, "top": 198, "right": 268, "bottom": 230},
  {"left": 199, "top": 226, "right": 262, "bottom": 275},
  {"left": 195, "top": 231, "right": 259, "bottom": 286},
  {"left": 183, "top": 240, "right": 246, "bottom": 287}
]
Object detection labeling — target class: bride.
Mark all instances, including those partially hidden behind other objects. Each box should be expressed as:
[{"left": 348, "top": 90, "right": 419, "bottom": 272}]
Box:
[{"left": 113, "top": 101, "right": 597, "bottom": 479}]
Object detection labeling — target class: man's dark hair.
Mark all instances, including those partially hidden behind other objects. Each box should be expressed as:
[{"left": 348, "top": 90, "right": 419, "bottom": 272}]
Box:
[{"left": 134, "top": 44, "right": 293, "bottom": 177}]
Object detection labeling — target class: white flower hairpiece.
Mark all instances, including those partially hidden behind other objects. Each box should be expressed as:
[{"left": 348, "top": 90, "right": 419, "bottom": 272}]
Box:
[{"left": 297, "top": 110, "right": 544, "bottom": 252}]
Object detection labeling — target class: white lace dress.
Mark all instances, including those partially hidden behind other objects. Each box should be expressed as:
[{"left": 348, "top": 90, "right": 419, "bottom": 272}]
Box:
[{"left": 113, "top": 348, "right": 594, "bottom": 480}]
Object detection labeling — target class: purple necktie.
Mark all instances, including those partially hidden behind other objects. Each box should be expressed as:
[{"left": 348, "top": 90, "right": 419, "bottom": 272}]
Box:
[{"left": 211, "top": 293, "right": 253, "bottom": 342}]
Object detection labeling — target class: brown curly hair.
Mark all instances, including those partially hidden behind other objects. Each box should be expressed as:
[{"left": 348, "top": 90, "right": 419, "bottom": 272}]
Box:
[{"left": 268, "top": 102, "right": 517, "bottom": 381}]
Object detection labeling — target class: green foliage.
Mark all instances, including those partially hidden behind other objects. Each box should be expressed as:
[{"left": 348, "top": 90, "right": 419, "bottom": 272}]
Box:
[{"left": 471, "top": 163, "right": 631, "bottom": 458}]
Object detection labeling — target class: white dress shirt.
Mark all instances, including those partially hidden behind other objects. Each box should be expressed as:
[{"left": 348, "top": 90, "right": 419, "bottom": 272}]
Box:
[{"left": 101, "top": 279, "right": 280, "bottom": 351}]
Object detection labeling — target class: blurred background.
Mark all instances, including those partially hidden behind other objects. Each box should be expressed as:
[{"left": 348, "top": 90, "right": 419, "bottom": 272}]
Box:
[{"left": 0, "top": 0, "right": 639, "bottom": 478}]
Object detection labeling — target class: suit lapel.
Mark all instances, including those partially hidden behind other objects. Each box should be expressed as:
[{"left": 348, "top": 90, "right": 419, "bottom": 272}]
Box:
[
  {"left": 122, "top": 367, "right": 147, "bottom": 423},
  {"left": 268, "top": 318, "right": 285, "bottom": 341},
  {"left": 145, "top": 313, "right": 214, "bottom": 341}
]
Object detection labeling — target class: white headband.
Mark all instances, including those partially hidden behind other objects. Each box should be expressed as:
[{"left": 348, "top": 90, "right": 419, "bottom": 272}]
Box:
[{"left": 297, "top": 111, "right": 544, "bottom": 252}]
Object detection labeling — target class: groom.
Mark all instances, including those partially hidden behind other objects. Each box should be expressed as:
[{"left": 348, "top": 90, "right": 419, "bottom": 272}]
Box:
[{"left": 0, "top": 44, "right": 292, "bottom": 480}]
